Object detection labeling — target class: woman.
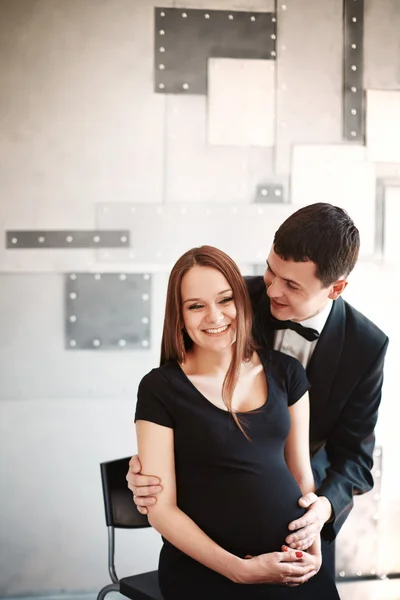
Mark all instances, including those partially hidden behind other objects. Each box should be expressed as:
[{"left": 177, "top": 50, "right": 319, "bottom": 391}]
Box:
[{"left": 135, "top": 246, "right": 339, "bottom": 599}]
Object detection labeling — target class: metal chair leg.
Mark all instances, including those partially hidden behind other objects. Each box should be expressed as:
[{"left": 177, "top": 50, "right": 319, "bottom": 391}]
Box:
[{"left": 97, "top": 582, "right": 120, "bottom": 600}]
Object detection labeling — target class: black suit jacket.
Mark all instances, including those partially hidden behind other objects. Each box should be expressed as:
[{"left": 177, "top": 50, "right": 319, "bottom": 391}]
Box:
[{"left": 245, "top": 276, "right": 389, "bottom": 542}]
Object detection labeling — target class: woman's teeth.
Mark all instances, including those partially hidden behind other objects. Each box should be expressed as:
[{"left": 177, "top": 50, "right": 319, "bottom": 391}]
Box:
[{"left": 204, "top": 325, "right": 229, "bottom": 334}]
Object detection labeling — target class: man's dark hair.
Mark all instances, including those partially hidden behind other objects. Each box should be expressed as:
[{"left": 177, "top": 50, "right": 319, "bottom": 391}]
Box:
[{"left": 273, "top": 203, "right": 360, "bottom": 287}]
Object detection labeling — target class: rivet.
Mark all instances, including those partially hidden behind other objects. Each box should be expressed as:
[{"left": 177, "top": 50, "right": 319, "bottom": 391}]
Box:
[
  {"left": 70, "top": 274, "right": 77, "bottom": 280},
  {"left": 356, "top": 571, "right": 362, "bottom": 577},
  {"left": 142, "top": 293, "right": 149, "bottom": 301},
  {"left": 120, "top": 236, "right": 127, "bottom": 243},
  {"left": 69, "top": 292, "right": 77, "bottom": 299},
  {"left": 69, "top": 315, "right": 77, "bottom": 323},
  {"left": 272, "top": 16, "right": 276, "bottom": 22},
  {"left": 142, "top": 317, "right": 149, "bottom": 324},
  {"left": 339, "top": 572, "right": 345, "bottom": 577},
  {"left": 182, "top": 12, "right": 187, "bottom": 18},
  {"left": 66, "top": 236, "right": 73, "bottom": 243},
  {"left": 93, "top": 236, "right": 100, "bottom": 243},
  {"left": 351, "top": 130, "right": 357, "bottom": 137},
  {"left": 69, "top": 340, "right": 76, "bottom": 347},
  {"left": 143, "top": 273, "right": 150, "bottom": 280},
  {"left": 261, "top": 188, "right": 268, "bottom": 196},
  {"left": 351, "top": 108, "right": 357, "bottom": 115},
  {"left": 119, "top": 274, "right": 127, "bottom": 280},
  {"left": 281, "top": 4, "right": 287, "bottom": 10},
  {"left": 351, "top": 65, "right": 357, "bottom": 71},
  {"left": 271, "top": 34, "right": 276, "bottom": 40},
  {"left": 93, "top": 339, "right": 101, "bottom": 347},
  {"left": 204, "top": 13, "right": 210, "bottom": 19},
  {"left": 352, "top": 17, "right": 357, "bottom": 22},
  {"left": 182, "top": 83, "right": 189, "bottom": 90},
  {"left": 94, "top": 274, "right": 101, "bottom": 280},
  {"left": 159, "top": 83, "right": 165, "bottom": 89},
  {"left": 270, "top": 51, "right": 276, "bottom": 57},
  {"left": 351, "top": 86, "right": 357, "bottom": 92},
  {"left": 142, "top": 340, "right": 149, "bottom": 348},
  {"left": 275, "top": 189, "right": 282, "bottom": 196},
  {"left": 11, "top": 237, "right": 18, "bottom": 244},
  {"left": 159, "top": 47, "right": 165, "bottom": 53},
  {"left": 228, "top": 14, "right": 234, "bottom": 20},
  {"left": 38, "top": 236, "right": 45, "bottom": 243},
  {"left": 118, "top": 339, "right": 126, "bottom": 347},
  {"left": 159, "top": 29, "right": 165, "bottom": 35},
  {"left": 351, "top": 43, "right": 357, "bottom": 49},
  {"left": 160, "top": 11, "right": 165, "bottom": 17},
  {"left": 159, "top": 64, "right": 165, "bottom": 70},
  {"left": 250, "top": 15, "right": 256, "bottom": 21}
]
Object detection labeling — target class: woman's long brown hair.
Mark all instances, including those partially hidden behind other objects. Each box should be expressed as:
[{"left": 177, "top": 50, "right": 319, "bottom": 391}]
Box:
[{"left": 160, "top": 245, "right": 255, "bottom": 437}]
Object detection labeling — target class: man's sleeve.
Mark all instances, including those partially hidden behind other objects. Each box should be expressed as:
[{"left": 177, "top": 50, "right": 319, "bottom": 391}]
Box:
[{"left": 318, "top": 337, "right": 389, "bottom": 542}]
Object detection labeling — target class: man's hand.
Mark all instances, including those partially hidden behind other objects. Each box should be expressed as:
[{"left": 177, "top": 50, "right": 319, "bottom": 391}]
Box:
[
  {"left": 126, "top": 454, "right": 163, "bottom": 515},
  {"left": 286, "top": 493, "right": 332, "bottom": 551}
]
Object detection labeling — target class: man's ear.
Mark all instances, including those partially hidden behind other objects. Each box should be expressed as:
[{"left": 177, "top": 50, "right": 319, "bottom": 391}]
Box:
[{"left": 328, "top": 279, "right": 348, "bottom": 300}]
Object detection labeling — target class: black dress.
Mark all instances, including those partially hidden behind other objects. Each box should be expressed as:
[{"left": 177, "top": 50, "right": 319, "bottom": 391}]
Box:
[{"left": 135, "top": 351, "right": 340, "bottom": 600}]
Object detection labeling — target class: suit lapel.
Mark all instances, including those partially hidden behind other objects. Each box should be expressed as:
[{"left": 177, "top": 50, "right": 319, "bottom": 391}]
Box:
[
  {"left": 253, "top": 291, "right": 275, "bottom": 349},
  {"left": 307, "top": 297, "right": 346, "bottom": 417}
]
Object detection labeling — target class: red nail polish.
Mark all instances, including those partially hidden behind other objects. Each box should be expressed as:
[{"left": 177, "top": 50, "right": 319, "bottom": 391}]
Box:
[
  {"left": 296, "top": 552, "right": 303, "bottom": 558},
  {"left": 282, "top": 545, "right": 288, "bottom": 551}
]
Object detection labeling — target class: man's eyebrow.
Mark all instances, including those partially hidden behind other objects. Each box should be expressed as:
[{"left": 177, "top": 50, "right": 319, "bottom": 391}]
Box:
[
  {"left": 266, "top": 261, "right": 302, "bottom": 289},
  {"left": 183, "top": 289, "right": 232, "bottom": 304}
]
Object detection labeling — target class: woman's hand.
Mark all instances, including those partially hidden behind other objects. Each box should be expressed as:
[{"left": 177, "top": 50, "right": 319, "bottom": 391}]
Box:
[
  {"left": 282, "top": 543, "right": 321, "bottom": 587},
  {"left": 236, "top": 549, "right": 317, "bottom": 586}
]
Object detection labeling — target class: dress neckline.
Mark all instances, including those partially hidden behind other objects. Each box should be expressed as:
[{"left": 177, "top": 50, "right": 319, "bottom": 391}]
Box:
[{"left": 172, "top": 353, "right": 271, "bottom": 415}]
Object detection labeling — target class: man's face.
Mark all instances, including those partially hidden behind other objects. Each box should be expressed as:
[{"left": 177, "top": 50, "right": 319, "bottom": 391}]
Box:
[{"left": 263, "top": 248, "right": 343, "bottom": 322}]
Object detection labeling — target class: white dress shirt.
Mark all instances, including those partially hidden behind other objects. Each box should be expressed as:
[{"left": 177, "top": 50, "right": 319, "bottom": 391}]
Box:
[{"left": 273, "top": 301, "right": 333, "bottom": 368}]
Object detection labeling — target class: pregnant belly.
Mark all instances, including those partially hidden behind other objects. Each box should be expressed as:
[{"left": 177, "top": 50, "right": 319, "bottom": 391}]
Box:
[{"left": 177, "top": 465, "right": 306, "bottom": 557}]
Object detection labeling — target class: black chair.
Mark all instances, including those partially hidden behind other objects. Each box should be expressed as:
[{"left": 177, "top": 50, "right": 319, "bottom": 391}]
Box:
[{"left": 97, "top": 457, "right": 163, "bottom": 600}]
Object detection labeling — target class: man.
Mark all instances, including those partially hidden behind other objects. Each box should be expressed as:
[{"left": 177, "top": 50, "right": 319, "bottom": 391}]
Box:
[{"left": 126, "top": 203, "right": 389, "bottom": 574}]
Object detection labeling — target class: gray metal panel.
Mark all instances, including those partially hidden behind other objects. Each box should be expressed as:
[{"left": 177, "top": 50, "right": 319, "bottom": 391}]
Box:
[
  {"left": 364, "top": 0, "right": 400, "bottom": 90},
  {"left": 254, "top": 181, "right": 286, "bottom": 203},
  {"left": 343, "top": 0, "right": 364, "bottom": 142},
  {"left": 65, "top": 273, "right": 151, "bottom": 350},
  {"left": 275, "top": 0, "right": 343, "bottom": 174},
  {"left": 6, "top": 230, "right": 130, "bottom": 249},
  {"left": 154, "top": 7, "right": 276, "bottom": 94}
]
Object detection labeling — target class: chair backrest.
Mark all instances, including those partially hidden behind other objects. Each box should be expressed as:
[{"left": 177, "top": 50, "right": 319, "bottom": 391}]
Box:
[{"left": 100, "top": 457, "right": 151, "bottom": 529}]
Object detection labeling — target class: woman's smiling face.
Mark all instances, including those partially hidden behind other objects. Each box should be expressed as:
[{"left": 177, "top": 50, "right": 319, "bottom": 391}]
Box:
[{"left": 181, "top": 265, "right": 237, "bottom": 353}]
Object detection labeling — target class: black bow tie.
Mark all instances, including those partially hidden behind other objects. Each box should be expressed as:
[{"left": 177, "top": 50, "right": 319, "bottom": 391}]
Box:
[{"left": 269, "top": 315, "right": 320, "bottom": 342}]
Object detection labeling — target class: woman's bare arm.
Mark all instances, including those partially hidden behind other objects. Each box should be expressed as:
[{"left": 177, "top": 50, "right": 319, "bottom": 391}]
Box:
[{"left": 285, "top": 393, "right": 321, "bottom": 563}]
